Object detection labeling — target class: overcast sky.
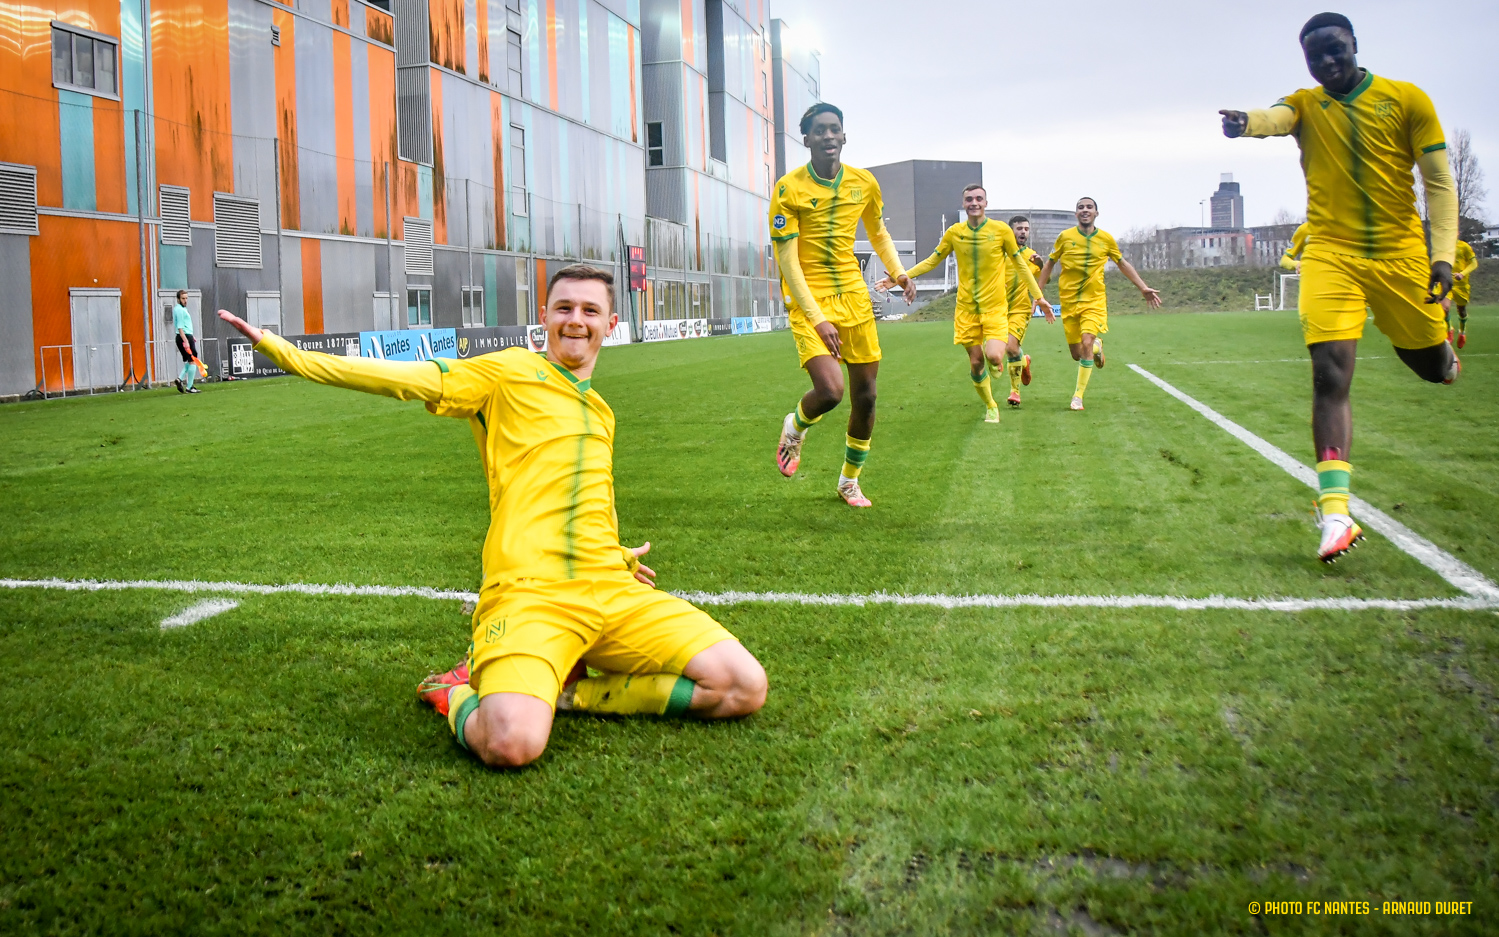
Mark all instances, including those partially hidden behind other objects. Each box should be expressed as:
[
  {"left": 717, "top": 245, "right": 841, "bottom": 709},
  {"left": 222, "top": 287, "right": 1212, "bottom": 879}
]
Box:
[{"left": 771, "top": 0, "right": 1496, "bottom": 234}]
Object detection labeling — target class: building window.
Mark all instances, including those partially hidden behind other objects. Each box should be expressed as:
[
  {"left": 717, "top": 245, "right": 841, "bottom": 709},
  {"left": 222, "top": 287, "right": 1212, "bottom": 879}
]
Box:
[
  {"left": 509, "top": 125, "right": 527, "bottom": 216},
  {"left": 647, "top": 121, "right": 664, "bottom": 167},
  {"left": 52, "top": 23, "right": 118, "bottom": 98},
  {"left": 515, "top": 257, "right": 531, "bottom": 325},
  {"left": 406, "top": 286, "right": 432, "bottom": 326},
  {"left": 506, "top": 28, "right": 522, "bottom": 96},
  {"left": 461, "top": 286, "right": 484, "bottom": 327}
]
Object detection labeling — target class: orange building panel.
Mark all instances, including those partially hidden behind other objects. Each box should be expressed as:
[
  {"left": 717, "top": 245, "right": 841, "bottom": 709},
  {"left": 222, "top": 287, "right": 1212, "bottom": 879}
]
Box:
[
  {"left": 545, "top": 0, "right": 557, "bottom": 110},
  {"left": 367, "top": 44, "right": 396, "bottom": 239},
  {"left": 301, "top": 237, "right": 324, "bottom": 333},
  {"left": 332, "top": 31, "right": 356, "bottom": 235},
  {"left": 429, "top": 70, "right": 446, "bottom": 244},
  {"left": 429, "top": 0, "right": 464, "bottom": 74},
  {"left": 273, "top": 7, "right": 299, "bottom": 229},
  {"left": 330, "top": 0, "right": 349, "bottom": 28},
  {"left": 151, "top": 0, "right": 234, "bottom": 219},
  {"left": 489, "top": 91, "right": 505, "bottom": 250},
  {"left": 365, "top": 6, "right": 393, "bottom": 46},
  {"left": 29, "top": 217, "right": 148, "bottom": 389}
]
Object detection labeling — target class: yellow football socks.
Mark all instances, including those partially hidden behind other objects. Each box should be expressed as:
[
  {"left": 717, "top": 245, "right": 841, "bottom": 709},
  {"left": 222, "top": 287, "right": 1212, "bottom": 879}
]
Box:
[
  {"left": 570, "top": 672, "right": 696, "bottom": 716},
  {"left": 1316, "top": 460, "right": 1352, "bottom": 516},
  {"left": 1075, "top": 359, "right": 1094, "bottom": 398},
  {"left": 1007, "top": 354, "right": 1024, "bottom": 393},
  {"left": 448, "top": 684, "right": 480, "bottom": 749},
  {"left": 841, "top": 434, "right": 871, "bottom": 480},
  {"left": 792, "top": 400, "right": 821, "bottom": 435},
  {"left": 971, "top": 367, "right": 996, "bottom": 408}
]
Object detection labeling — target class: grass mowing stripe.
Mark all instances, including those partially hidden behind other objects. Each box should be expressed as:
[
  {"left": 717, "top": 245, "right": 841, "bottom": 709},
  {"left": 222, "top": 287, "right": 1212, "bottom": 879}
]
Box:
[
  {"left": 1128, "top": 362, "right": 1499, "bottom": 599},
  {"left": 4, "top": 577, "right": 1494, "bottom": 612},
  {"left": 159, "top": 598, "right": 239, "bottom": 629}
]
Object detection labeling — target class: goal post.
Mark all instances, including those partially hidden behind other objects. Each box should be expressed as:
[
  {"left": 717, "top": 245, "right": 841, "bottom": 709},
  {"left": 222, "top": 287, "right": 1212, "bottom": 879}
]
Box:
[{"left": 1279, "top": 274, "right": 1300, "bottom": 311}]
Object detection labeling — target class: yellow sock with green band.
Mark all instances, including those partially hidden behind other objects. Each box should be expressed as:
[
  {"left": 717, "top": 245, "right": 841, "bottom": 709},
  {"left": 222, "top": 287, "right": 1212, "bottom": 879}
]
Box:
[
  {"left": 1008, "top": 354, "right": 1023, "bottom": 392},
  {"left": 1075, "top": 358, "right": 1094, "bottom": 398},
  {"left": 447, "top": 684, "right": 480, "bottom": 749},
  {"left": 841, "top": 434, "right": 871, "bottom": 480},
  {"left": 792, "top": 401, "right": 821, "bottom": 434},
  {"left": 570, "top": 672, "right": 696, "bottom": 716},
  {"left": 971, "top": 368, "right": 997, "bottom": 408},
  {"left": 1316, "top": 460, "right": 1352, "bottom": 517}
]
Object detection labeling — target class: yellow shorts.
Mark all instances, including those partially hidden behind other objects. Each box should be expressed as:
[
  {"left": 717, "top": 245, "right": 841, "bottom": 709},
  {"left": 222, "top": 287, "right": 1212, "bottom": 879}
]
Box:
[
  {"left": 1006, "top": 303, "right": 1033, "bottom": 344},
  {"left": 1450, "top": 282, "right": 1471, "bottom": 306},
  {"left": 1061, "top": 304, "right": 1108, "bottom": 345},
  {"left": 790, "top": 291, "right": 881, "bottom": 366},
  {"left": 1299, "top": 250, "right": 1446, "bottom": 348},
  {"left": 953, "top": 304, "right": 1007, "bottom": 346},
  {"left": 470, "top": 577, "right": 736, "bottom": 707}
]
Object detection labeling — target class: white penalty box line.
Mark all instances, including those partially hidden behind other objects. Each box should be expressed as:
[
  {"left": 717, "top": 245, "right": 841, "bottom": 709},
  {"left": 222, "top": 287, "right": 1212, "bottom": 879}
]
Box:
[
  {"left": 1, "top": 577, "right": 1494, "bottom": 613},
  {"left": 1128, "top": 363, "right": 1499, "bottom": 601}
]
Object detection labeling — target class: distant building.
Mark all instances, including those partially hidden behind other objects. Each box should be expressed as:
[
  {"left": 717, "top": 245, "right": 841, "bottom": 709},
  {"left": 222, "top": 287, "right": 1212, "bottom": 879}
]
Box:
[
  {"left": 770, "top": 19, "right": 820, "bottom": 181},
  {"left": 1120, "top": 223, "right": 1300, "bottom": 271},
  {"left": 865, "top": 160, "right": 982, "bottom": 290},
  {"left": 991, "top": 208, "right": 1077, "bottom": 260},
  {"left": 1211, "top": 173, "right": 1244, "bottom": 229}
]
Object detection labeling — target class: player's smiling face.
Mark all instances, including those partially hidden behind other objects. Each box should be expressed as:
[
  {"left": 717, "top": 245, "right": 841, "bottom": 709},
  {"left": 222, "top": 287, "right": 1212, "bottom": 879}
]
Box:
[
  {"left": 1301, "top": 26, "right": 1359, "bottom": 94},
  {"left": 962, "top": 188, "right": 986, "bottom": 220},
  {"left": 1075, "top": 200, "right": 1097, "bottom": 227},
  {"left": 803, "top": 112, "right": 844, "bottom": 163},
  {"left": 541, "top": 279, "right": 616, "bottom": 370}
]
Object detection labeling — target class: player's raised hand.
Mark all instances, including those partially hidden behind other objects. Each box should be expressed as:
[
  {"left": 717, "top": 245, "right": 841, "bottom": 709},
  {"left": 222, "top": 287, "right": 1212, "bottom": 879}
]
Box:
[
  {"left": 873, "top": 275, "right": 895, "bottom": 292},
  {"left": 1219, "top": 109, "right": 1248, "bottom": 138},
  {"left": 629, "top": 542, "right": 656, "bottom": 586},
  {"left": 1141, "top": 286, "right": 1163, "bottom": 308},
  {"left": 1037, "top": 297, "right": 1055, "bottom": 322},
  {"left": 815, "top": 320, "right": 843, "bottom": 359},
  {"left": 1426, "top": 260, "right": 1453, "bottom": 304},
  {"left": 218, "top": 310, "right": 263, "bottom": 345},
  {"left": 896, "top": 274, "right": 916, "bottom": 304}
]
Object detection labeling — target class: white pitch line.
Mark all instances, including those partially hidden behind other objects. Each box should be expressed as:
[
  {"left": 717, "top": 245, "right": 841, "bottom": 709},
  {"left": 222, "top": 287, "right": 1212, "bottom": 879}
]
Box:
[
  {"left": 1129, "top": 363, "right": 1499, "bottom": 601},
  {"left": 0, "top": 577, "right": 1493, "bottom": 613},
  {"left": 160, "top": 598, "right": 240, "bottom": 629}
]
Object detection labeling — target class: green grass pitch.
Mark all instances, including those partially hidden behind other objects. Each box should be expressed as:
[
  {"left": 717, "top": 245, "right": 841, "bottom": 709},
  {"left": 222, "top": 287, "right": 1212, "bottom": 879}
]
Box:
[{"left": 1, "top": 307, "right": 1496, "bottom": 934}]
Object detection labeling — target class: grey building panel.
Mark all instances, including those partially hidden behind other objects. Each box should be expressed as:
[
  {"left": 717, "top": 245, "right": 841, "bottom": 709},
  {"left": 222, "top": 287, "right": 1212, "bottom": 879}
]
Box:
[
  {"left": 0, "top": 234, "right": 34, "bottom": 395},
  {"left": 320, "top": 239, "right": 377, "bottom": 333},
  {"left": 295, "top": 20, "right": 339, "bottom": 234},
  {"left": 493, "top": 251, "right": 519, "bottom": 325},
  {"left": 646, "top": 167, "right": 686, "bottom": 225},
  {"left": 639, "top": 0, "right": 679, "bottom": 64},
  {"left": 351, "top": 38, "right": 374, "bottom": 238},
  {"left": 868, "top": 159, "right": 980, "bottom": 280},
  {"left": 432, "top": 249, "right": 466, "bottom": 327},
  {"left": 188, "top": 235, "right": 219, "bottom": 308},
  {"left": 228, "top": 0, "right": 278, "bottom": 232},
  {"left": 643, "top": 62, "right": 682, "bottom": 167},
  {"left": 280, "top": 234, "right": 304, "bottom": 335}
]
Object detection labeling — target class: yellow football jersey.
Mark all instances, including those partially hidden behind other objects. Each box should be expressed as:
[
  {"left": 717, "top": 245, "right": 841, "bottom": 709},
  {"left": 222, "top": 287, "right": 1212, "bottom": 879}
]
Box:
[
  {"left": 1049, "top": 227, "right": 1123, "bottom": 311},
  {"left": 1007, "top": 246, "right": 1043, "bottom": 310},
  {"left": 905, "top": 218, "right": 1023, "bottom": 314},
  {"left": 769, "top": 163, "right": 888, "bottom": 313},
  {"left": 1454, "top": 239, "right": 1477, "bottom": 277},
  {"left": 1252, "top": 72, "right": 1445, "bottom": 260},
  {"left": 253, "top": 336, "right": 634, "bottom": 629}
]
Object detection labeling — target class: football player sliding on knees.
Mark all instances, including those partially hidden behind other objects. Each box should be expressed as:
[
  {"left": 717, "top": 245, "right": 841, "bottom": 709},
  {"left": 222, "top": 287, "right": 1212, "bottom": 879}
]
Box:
[{"left": 216, "top": 266, "right": 767, "bottom": 770}]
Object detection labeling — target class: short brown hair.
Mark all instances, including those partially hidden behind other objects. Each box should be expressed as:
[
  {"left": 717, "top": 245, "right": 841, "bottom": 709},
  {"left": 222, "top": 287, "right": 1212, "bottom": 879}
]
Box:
[
  {"left": 962, "top": 183, "right": 986, "bottom": 195},
  {"left": 1008, "top": 215, "right": 1028, "bottom": 226},
  {"left": 547, "top": 263, "right": 614, "bottom": 309}
]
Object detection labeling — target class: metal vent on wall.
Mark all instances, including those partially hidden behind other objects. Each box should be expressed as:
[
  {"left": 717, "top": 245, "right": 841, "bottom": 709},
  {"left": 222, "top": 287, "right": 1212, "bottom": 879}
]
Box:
[
  {"left": 0, "top": 162, "right": 39, "bottom": 236},
  {"left": 393, "top": 0, "right": 433, "bottom": 165},
  {"left": 159, "top": 185, "right": 191, "bottom": 246},
  {"left": 213, "top": 193, "right": 263, "bottom": 268},
  {"left": 403, "top": 217, "right": 433, "bottom": 275}
]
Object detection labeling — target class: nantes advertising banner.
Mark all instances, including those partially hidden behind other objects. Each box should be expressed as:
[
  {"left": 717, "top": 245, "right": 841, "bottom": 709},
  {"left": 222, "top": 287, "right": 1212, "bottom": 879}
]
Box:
[
  {"left": 361, "top": 328, "right": 457, "bottom": 360},
  {"left": 227, "top": 332, "right": 361, "bottom": 378}
]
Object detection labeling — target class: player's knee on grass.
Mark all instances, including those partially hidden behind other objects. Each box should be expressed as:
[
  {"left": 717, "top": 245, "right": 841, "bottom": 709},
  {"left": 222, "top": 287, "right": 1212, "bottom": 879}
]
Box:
[
  {"left": 684, "top": 641, "right": 768, "bottom": 718},
  {"left": 468, "top": 693, "right": 554, "bottom": 768}
]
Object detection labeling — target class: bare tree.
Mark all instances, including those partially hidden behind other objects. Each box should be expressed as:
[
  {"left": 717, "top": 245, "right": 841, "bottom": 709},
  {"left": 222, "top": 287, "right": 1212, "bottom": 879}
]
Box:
[
  {"left": 1121, "top": 225, "right": 1158, "bottom": 244},
  {"left": 1450, "top": 128, "right": 1488, "bottom": 224},
  {"left": 1270, "top": 206, "right": 1304, "bottom": 227}
]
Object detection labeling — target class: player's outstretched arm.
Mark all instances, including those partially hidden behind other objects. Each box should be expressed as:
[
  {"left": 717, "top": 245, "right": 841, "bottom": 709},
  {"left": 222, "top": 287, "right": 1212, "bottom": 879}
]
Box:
[
  {"left": 863, "top": 201, "right": 916, "bottom": 304},
  {"left": 1116, "top": 260, "right": 1162, "bottom": 308},
  {"left": 1417, "top": 148, "right": 1458, "bottom": 301},
  {"left": 218, "top": 310, "right": 443, "bottom": 402},
  {"left": 1221, "top": 104, "right": 1296, "bottom": 139}
]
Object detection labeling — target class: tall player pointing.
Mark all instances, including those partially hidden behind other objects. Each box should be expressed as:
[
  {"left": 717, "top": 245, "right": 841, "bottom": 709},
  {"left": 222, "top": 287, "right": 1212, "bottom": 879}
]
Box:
[
  {"left": 1221, "top": 11, "right": 1460, "bottom": 563},
  {"left": 771, "top": 103, "right": 913, "bottom": 508}
]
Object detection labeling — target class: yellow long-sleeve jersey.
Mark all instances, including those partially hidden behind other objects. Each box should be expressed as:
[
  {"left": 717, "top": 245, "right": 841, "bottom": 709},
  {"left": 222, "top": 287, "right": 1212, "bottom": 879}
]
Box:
[
  {"left": 769, "top": 163, "right": 904, "bottom": 324},
  {"left": 1245, "top": 71, "right": 1452, "bottom": 263},
  {"left": 1280, "top": 222, "right": 1311, "bottom": 270},
  {"left": 1007, "top": 246, "right": 1044, "bottom": 311},
  {"left": 1049, "top": 226, "right": 1124, "bottom": 313},
  {"left": 254, "top": 334, "right": 637, "bottom": 627},
  {"left": 905, "top": 218, "right": 1041, "bottom": 315}
]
